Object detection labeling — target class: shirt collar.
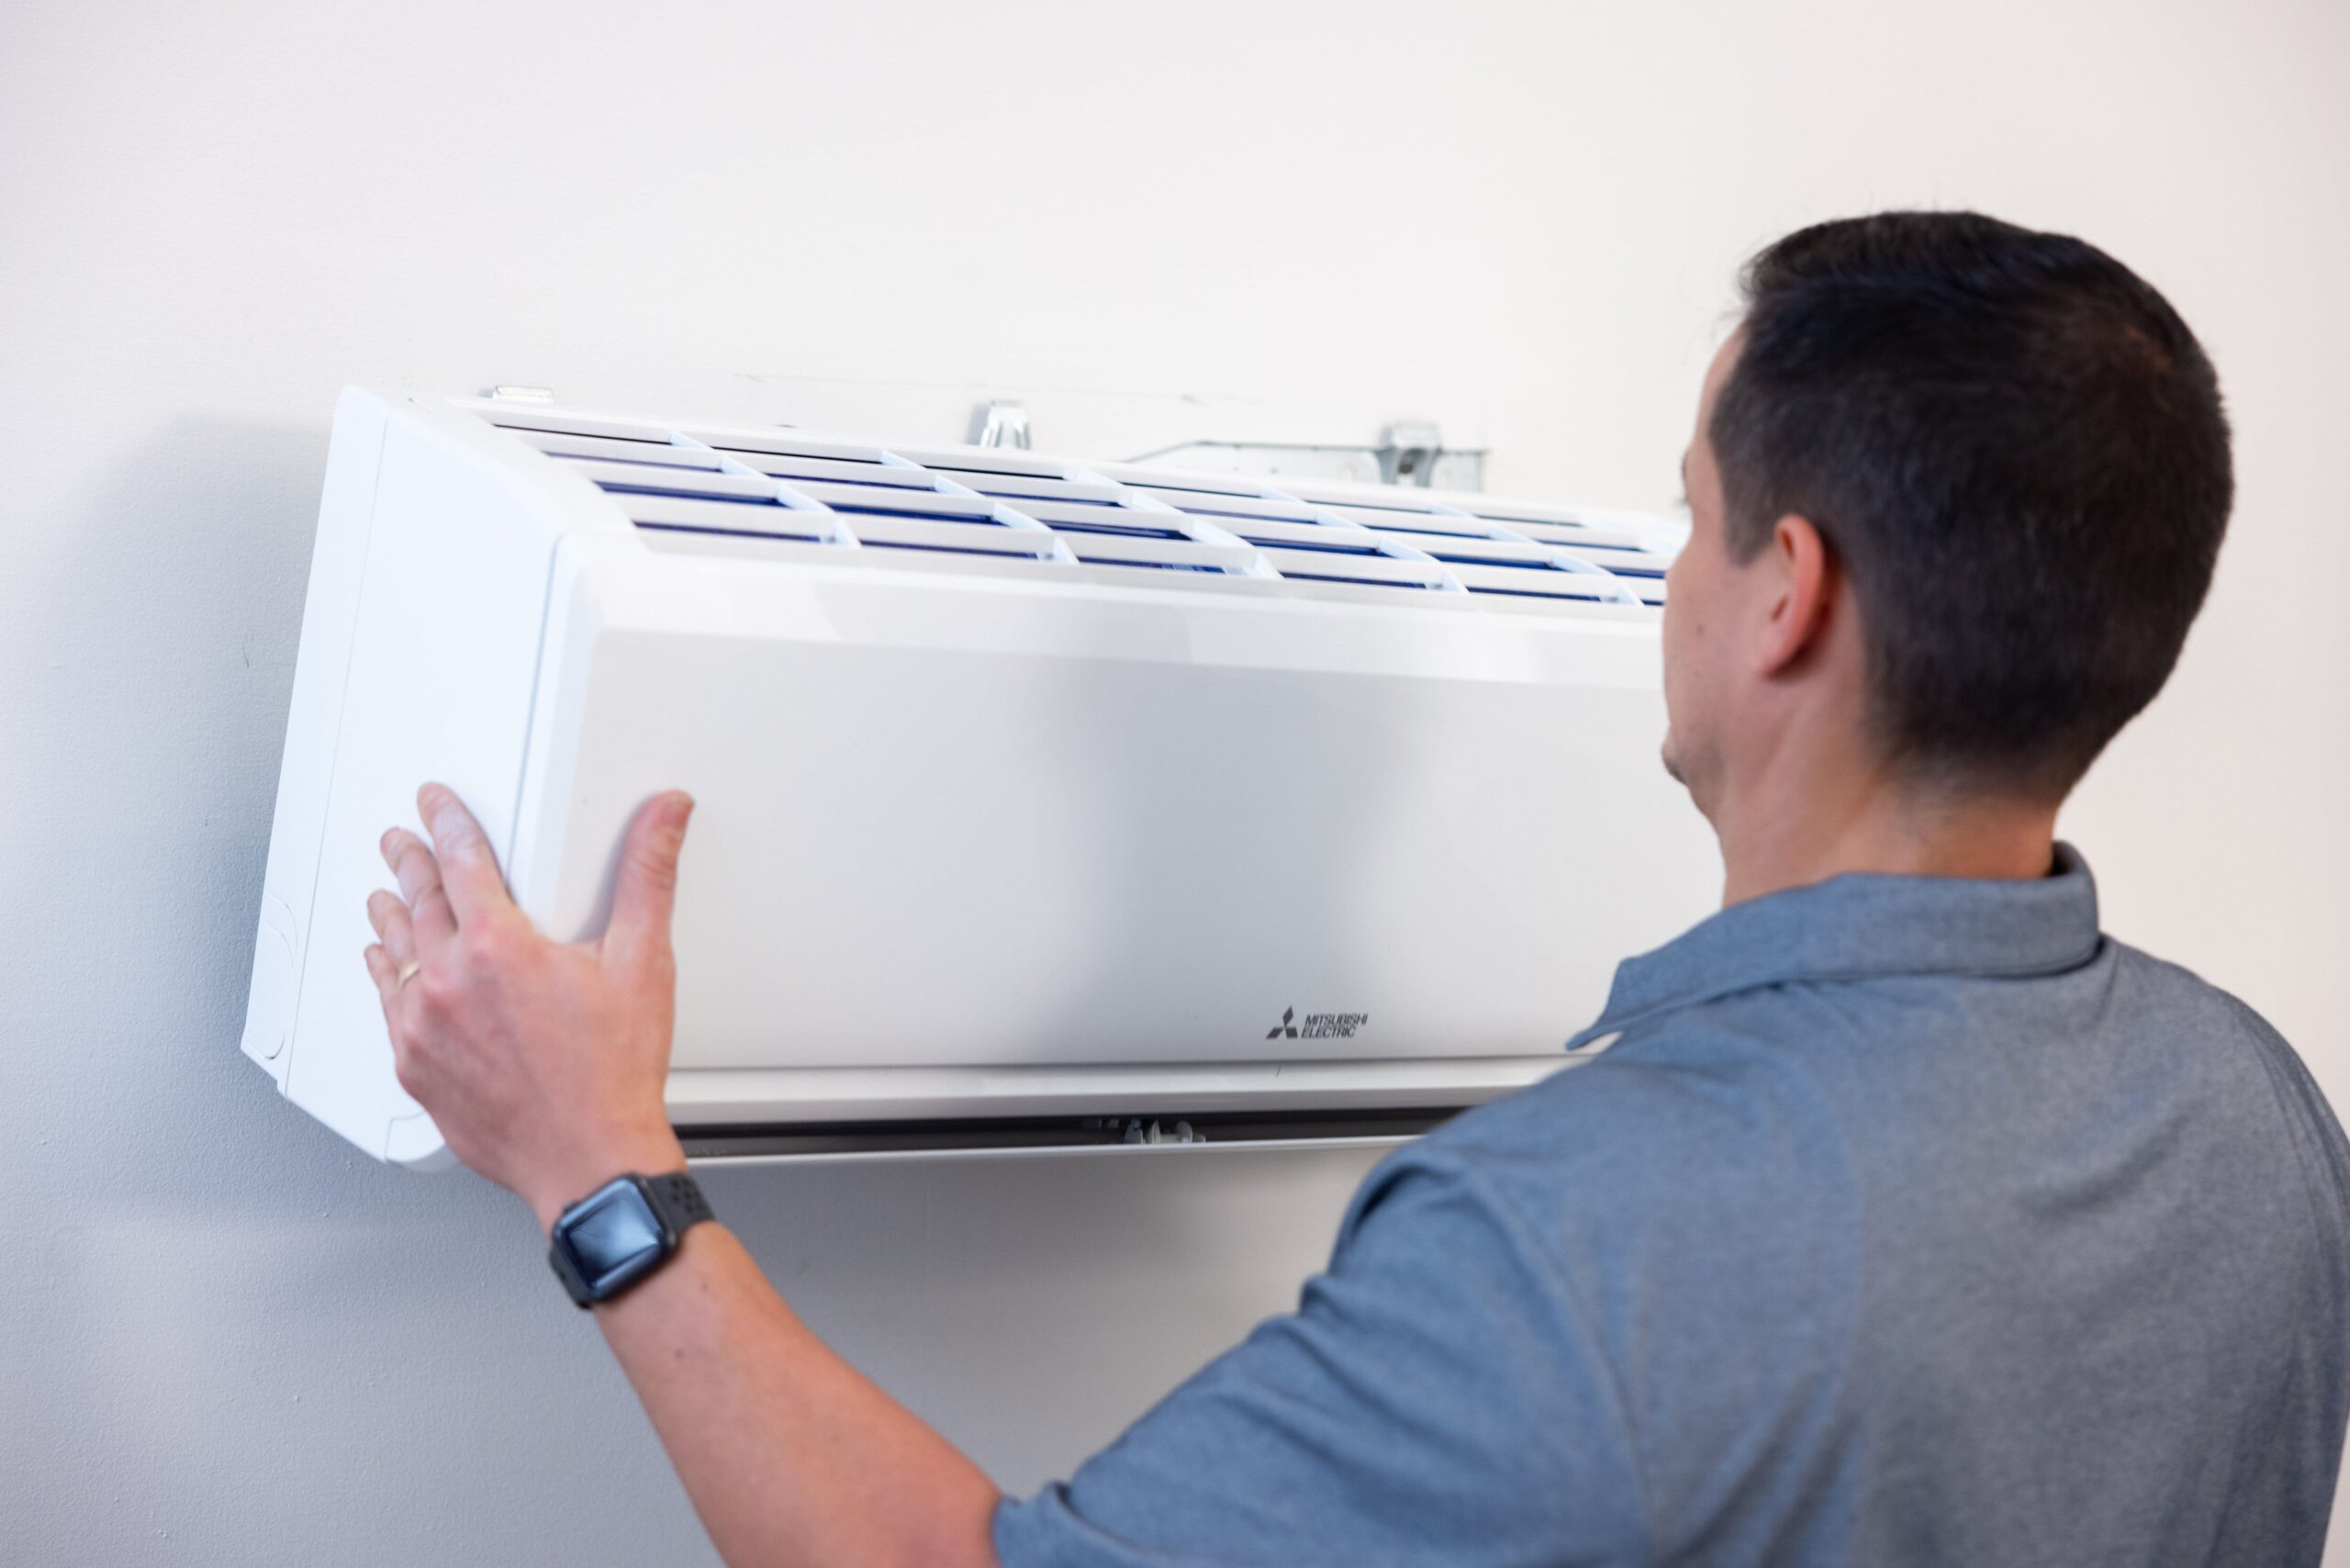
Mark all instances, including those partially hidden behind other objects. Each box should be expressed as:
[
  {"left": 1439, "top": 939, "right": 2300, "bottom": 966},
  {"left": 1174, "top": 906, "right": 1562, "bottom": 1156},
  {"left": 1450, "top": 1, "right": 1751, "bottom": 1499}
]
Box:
[{"left": 1565, "top": 842, "right": 2104, "bottom": 1050}]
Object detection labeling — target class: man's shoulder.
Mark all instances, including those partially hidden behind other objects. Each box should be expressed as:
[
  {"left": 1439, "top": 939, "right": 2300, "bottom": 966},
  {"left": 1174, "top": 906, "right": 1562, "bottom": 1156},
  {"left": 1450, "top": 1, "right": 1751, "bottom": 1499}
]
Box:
[
  {"left": 2096, "top": 937, "right": 2343, "bottom": 1133},
  {"left": 1403, "top": 935, "right": 2333, "bottom": 1238},
  {"left": 1426, "top": 982, "right": 1860, "bottom": 1168},
  {"left": 2098, "top": 939, "right": 2350, "bottom": 1215},
  {"left": 2103, "top": 935, "right": 2287, "bottom": 1032},
  {"left": 1382, "top": 1029, "right": 1835, "bottom": 1257}
]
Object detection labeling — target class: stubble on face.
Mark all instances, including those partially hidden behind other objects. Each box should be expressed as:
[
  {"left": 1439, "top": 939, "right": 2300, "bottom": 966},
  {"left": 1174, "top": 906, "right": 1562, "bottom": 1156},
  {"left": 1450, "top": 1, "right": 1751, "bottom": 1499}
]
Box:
[{"left": 1656, "top": 332, "right": 1744, "bottom": 814}]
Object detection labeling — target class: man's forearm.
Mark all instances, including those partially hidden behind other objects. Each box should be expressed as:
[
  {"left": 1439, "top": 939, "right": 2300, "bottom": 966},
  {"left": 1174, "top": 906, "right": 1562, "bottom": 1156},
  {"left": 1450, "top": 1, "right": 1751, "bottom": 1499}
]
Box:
[{"left": 590, "top": 1219, "right": 1003, "bottom": 1568}]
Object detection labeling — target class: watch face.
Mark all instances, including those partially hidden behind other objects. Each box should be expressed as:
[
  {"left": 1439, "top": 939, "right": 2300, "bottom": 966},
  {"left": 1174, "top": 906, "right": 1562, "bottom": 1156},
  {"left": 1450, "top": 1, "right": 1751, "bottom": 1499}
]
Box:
[{"left": 562, "top": 1179, "right": 668, "bottom": 1295}]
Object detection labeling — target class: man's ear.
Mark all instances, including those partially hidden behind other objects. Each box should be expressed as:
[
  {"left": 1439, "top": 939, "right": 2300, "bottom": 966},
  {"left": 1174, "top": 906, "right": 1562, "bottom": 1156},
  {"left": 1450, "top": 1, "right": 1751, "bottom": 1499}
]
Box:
[{"left": 1755, "top": 512, "right": 1838, "bottom": 678}]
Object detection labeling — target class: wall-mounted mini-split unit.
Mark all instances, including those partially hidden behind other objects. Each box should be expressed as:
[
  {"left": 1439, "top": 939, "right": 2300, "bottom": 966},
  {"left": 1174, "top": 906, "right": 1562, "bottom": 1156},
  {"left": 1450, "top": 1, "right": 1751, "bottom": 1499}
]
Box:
[{"left": 241, "top": 388, "right": 1718, "bottom": 1167}]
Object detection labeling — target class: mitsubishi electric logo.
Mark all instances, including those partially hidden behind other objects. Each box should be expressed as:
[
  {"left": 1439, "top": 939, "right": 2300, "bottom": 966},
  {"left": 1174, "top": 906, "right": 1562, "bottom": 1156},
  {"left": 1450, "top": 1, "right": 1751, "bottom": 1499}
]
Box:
[{"left": 1265, "top": 1006, "right": 1370, "bottom": 1041}]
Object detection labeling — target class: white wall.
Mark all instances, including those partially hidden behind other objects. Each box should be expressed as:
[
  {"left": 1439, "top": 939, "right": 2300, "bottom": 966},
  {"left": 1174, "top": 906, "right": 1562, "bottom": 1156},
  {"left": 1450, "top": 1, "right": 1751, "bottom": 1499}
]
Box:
[{"left": 4, "top": 1, "right": 2345, "bottom": 1562}]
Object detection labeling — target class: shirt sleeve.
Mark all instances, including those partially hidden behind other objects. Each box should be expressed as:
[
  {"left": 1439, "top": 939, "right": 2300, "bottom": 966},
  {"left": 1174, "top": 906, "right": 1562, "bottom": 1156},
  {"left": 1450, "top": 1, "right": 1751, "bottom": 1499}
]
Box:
[{"left": 991, "top": 1149, "right": 1649, "bottom": 1568}]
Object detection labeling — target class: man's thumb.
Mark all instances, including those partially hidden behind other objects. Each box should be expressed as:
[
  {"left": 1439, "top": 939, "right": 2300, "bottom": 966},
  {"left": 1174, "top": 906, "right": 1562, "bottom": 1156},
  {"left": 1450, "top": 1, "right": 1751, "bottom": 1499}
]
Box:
[{"left": 605, "top": 790, "right": 694, "bottom": 970}]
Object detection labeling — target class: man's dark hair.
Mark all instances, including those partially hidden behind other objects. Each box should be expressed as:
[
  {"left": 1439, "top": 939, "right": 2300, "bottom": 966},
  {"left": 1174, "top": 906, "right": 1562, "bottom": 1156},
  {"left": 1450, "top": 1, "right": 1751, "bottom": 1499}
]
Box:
[{"left": 1710, "top": 210, "right": 2232, "bottom": 797}]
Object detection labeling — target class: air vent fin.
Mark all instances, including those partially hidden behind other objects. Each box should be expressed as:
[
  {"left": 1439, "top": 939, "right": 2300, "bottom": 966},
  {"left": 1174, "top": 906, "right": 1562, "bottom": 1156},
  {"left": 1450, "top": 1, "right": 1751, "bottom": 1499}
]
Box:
[{"left": 471, "top": 402, "right": 1677, "bottom": 612}]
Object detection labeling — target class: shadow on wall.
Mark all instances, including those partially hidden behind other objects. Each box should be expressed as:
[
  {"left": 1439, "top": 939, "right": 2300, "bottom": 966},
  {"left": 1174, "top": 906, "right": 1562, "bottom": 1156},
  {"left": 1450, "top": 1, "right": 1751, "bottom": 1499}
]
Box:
[
  {"left": 0, "top": 413, "right": 1374, "bottom": 1565},
  {"left": 0, "top": 412, "right": 333, "bottom": 1208}
]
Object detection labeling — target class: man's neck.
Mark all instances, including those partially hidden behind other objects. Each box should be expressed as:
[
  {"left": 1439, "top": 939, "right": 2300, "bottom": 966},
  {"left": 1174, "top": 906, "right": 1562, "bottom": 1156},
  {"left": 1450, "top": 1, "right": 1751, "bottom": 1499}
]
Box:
[{"left": 1710, "top": 767, "right": 2061, "bottom": 908}]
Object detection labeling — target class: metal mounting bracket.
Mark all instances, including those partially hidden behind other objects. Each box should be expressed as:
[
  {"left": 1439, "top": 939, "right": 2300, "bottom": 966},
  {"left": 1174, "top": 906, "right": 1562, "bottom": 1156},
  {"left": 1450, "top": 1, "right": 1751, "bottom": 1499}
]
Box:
[
  {"left": 1120, "top": 420, "right": 1486, "bottom": 489},
  {"left": 970, "top": 398, "right": 1033, "bottom": 450}
]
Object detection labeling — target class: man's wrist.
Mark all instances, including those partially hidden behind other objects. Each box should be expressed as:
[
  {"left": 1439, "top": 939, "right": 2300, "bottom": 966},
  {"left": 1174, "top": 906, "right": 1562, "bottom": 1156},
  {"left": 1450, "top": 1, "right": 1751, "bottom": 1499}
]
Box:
[{"left": 529, "top": 1125, "right": 690, "bottom": 1234}]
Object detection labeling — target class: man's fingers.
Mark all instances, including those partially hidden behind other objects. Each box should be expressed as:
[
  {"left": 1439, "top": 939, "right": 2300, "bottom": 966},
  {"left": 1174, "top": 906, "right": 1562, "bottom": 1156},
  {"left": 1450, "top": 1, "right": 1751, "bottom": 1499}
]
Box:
[
  {"left": 382, "top": 826, "right": 456, "bottom": 951},
  {"left": 418, "top": 783, "right": 515, "bottom": 927},
  {"left": 603, "top": 791, "right": 695, "bottom": 974},
  {"left": 364, "top": 942, "right": 397, "bottom": 1006},
  {"left": 366, "top": 890, "right": 418, "bottom": 968}
]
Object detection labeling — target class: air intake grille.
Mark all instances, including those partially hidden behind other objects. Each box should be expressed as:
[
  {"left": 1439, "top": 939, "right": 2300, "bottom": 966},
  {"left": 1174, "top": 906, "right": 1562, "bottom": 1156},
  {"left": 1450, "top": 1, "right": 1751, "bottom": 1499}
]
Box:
[{"left": 475, "top": 404, "right": 1677, "bottom": 611}]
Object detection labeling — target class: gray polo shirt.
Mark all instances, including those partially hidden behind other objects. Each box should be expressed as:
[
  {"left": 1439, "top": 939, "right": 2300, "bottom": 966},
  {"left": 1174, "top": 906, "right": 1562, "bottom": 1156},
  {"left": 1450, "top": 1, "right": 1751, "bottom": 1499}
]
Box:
[{"left": 994, "top": 846, "right": 2350, "bottom": 1566}]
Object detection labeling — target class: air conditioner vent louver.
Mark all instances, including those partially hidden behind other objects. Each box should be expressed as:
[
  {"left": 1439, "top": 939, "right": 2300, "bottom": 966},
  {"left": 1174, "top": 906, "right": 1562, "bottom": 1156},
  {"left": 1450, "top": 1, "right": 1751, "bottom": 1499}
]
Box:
[{"left": 471, "top": 402, "right": 1679, "bottom": 610}]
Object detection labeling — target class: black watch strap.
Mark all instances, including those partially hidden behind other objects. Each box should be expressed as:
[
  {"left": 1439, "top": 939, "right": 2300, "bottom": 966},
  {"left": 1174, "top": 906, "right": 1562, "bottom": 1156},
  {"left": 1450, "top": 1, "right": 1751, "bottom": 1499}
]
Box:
[{"left": 644, "top": 1170, "right": 714, "bottom": 1235}]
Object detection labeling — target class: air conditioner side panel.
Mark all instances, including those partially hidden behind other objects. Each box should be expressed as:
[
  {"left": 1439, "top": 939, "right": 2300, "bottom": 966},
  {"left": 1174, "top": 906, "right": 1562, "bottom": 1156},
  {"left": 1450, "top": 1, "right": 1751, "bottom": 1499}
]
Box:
[
  {"left": 243, "top": 388, "right": 394, "bottom": 1088},
  {"left": 269, "top": 398, "right": 570, "bottom": 1166}
]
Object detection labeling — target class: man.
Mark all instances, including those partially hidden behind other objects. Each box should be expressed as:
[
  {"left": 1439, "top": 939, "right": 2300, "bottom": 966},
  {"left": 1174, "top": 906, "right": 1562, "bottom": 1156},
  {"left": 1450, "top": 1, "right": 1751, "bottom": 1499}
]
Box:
[{"left": 360, "top": 211, "right": 2350, "bottom": 1565}]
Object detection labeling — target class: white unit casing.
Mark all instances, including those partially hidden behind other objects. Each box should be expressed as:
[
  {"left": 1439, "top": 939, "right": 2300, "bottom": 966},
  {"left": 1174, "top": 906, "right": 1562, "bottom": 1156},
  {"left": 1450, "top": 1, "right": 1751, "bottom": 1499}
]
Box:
[{"left": 243, "top": 388, "right": 1717, "bottom": 1167}]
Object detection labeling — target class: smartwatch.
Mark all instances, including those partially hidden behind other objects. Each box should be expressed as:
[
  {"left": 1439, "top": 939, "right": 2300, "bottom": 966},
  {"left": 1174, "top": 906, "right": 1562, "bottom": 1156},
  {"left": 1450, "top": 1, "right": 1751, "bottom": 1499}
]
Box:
[{"left": 547, "top": 1171, "right": 714, "bottom": 1309}]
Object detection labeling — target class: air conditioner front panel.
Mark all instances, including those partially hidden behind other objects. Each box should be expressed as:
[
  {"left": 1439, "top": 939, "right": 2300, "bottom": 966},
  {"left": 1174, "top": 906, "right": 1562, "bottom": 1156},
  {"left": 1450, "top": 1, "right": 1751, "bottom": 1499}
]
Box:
[{"left": 518, "top": 540, "right": 1709, "bottom": 1081}]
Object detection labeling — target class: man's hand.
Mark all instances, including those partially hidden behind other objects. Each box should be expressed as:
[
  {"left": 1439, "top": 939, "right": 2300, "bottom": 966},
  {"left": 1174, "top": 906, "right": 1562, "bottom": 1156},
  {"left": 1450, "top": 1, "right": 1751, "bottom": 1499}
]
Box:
[
  {"left": 362, "top": 782, "right": 695, "bottom": 1229},
  {"left": 358, "top": 783, "right": 1003, "bottom": 1568}
]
